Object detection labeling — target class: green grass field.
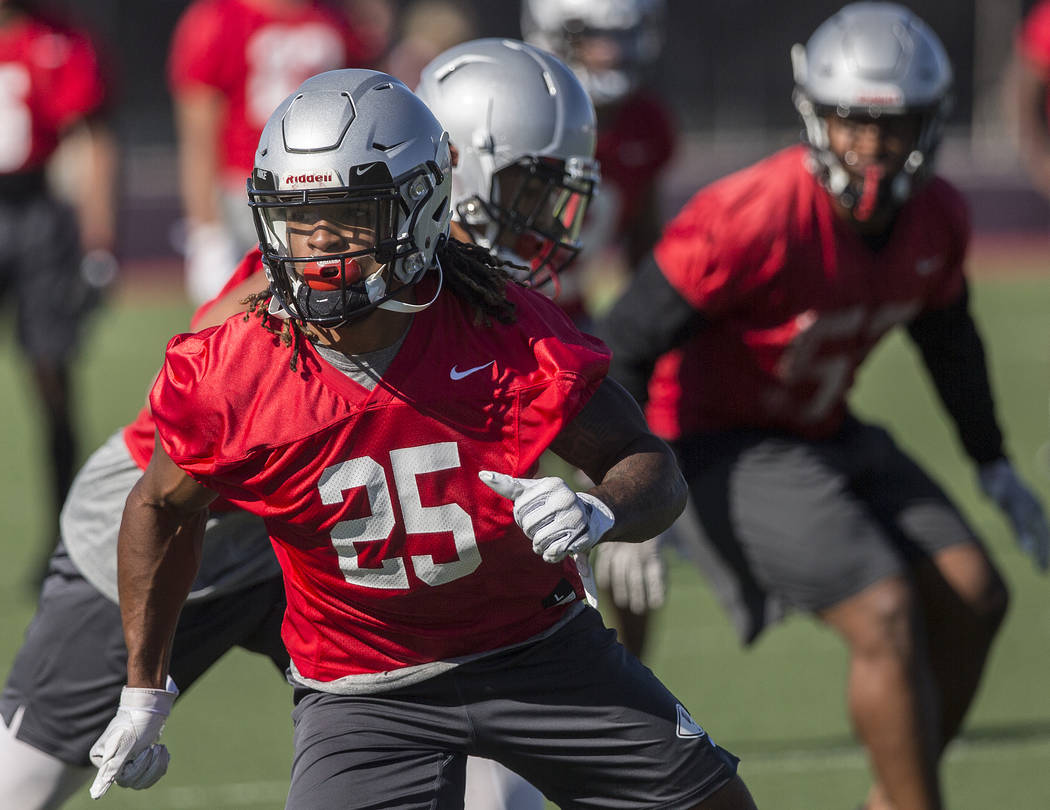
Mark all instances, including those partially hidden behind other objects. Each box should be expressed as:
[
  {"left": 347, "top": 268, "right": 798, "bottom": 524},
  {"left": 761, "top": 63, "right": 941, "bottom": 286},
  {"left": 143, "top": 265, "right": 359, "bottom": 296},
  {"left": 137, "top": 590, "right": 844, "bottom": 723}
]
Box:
[{"left": 1, "top": 268, "right": 1049, "bottom": 809}]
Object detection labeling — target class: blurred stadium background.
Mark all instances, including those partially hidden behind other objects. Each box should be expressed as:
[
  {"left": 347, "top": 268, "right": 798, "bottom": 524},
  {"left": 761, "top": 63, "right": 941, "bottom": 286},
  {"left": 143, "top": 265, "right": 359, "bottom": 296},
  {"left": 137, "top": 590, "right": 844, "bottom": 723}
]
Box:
[
  {"left": 30, "top": 0, "right": 1050, "bottom": 267},
  {"left": 2, "top": 1, "right": 1050, "bottom": 808}
]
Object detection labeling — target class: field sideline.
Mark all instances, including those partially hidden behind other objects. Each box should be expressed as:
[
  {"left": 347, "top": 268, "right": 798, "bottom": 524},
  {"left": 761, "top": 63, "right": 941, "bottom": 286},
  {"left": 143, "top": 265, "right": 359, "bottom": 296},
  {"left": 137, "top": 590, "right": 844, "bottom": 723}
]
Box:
[{"left": 0, "top": 260, "right": 1048, "bottom": 809}]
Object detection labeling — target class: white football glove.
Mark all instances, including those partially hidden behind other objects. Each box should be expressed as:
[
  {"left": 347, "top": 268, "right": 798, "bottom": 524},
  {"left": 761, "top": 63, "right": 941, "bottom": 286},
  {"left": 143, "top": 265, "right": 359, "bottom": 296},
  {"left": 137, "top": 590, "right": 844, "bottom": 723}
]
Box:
[
  {"left": 594, "top": 536, "right": 667, "bottom": 615},
  {"left": 479, "top": 471, "right": 615, "bottom": 562},
  {"left": 480, "top": 471, "right": 612, "bottom": 608},
  {"left": 89, "top": 677, "right": 179, "bottom": 799},
  {"left": 978, "top": 459, "right": 1050, "bottom": 572}
]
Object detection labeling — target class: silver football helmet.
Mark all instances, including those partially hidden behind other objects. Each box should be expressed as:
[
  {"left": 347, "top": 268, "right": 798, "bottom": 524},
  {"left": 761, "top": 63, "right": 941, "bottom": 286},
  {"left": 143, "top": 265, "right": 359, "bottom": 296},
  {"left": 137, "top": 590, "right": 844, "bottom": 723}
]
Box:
[
  {"left": 248, "top": 69, "right": 453, "bottom": 326},
  {"left": 415, "top": 38, "right": 598, "bottom": 288},
  {"left": 520, "top": 0, "right": 664, "bottom": 106},
  {"left": 792, "top": 2, "right": 953, "bottom": 219}
]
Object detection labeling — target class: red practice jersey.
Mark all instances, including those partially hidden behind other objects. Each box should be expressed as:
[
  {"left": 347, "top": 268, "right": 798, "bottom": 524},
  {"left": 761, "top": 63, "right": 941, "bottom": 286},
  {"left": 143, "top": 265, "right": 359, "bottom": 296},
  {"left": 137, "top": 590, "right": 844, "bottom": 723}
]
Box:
[
  {"left": 595, "top": 90, "right": 676, "bottom": 235},
  {"left": 1018, "top": 0, "right": 1050, "bottom": 129},
  {"left": 646, "top": 145, "right": 968, "bottom": 440},
  {"left": 123, "top": 248, "right": 265, "bottom": 471},
  {"left": 0, "top": 14, "right": 107, "bottom": 173},
  {"left": 150, "top": 281, "right": 609, "bottom": 682},
  {"left": 168, "top": 0, "right": 369, "bottom": 188}
]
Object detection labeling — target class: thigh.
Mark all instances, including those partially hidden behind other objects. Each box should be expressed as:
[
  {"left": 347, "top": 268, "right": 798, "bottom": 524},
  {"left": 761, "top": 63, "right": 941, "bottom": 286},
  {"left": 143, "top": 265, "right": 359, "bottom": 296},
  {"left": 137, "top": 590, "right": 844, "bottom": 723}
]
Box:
[
  {"left": 0, "top": 573, "right": 126, "bottom": 766},
  {"left": 286, "top": 687, "right": 469, "bottom": 810},
  {"left": 460, "top": 609, "right": 740, "bottom": 810}
]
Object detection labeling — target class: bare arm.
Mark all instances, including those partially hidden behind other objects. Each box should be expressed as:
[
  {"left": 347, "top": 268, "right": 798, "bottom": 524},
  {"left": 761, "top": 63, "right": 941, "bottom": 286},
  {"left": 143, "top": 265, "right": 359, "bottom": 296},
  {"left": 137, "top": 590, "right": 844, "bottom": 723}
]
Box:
[
  {"left": 548, "top": 377, "right": 686, "bottom": 543},
  {"left": 118, "top": 435, "right": 217, "bottom": 688},
  {"left": 173, "top": 86, "right": 225, "bottom": 227},
  {"left": 60, "top": 113, "right": 118, "bottom": 255},
  {"left": 1004, "top": 51, "right": 1050, "bottom": 197}
]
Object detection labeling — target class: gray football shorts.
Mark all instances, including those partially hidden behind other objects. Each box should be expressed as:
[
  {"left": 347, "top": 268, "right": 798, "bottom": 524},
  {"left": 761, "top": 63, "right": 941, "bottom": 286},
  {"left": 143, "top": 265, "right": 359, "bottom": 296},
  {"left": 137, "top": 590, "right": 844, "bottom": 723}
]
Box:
[
  {"left": 287, "top": 608, "right": 739, "bottom": 810},
  {"left": 0, "top": 564, "right": 288, "bottom": 766},
  {"left": 0, "top": 191, "right": 100, "bottom": 363},
  {"left": 674, "top": 416, "right": 982, "bottom": 645}
]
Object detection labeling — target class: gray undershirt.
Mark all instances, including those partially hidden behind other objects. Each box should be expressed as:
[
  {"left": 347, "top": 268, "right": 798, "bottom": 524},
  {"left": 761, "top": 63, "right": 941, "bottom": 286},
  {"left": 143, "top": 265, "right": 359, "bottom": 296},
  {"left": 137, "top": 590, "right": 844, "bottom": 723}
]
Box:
[{"left": 311, "top": 325, "right": 408, "bottom": 388}]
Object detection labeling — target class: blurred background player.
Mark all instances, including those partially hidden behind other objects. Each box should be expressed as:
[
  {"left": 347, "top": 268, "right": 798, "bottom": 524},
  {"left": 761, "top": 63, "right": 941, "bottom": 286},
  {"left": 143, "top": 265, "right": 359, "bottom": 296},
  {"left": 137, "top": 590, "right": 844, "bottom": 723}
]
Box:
[
  {"left": 416, "top": 36, "right": 598, "bottom": 295},
  {"left": 597, "top": 4, "right": 1050, "bottom": 810},
  {"left": 521, "top": 0, "right": 676, "bottom": 657},
  {"left": 382, "top": 0, "right": 475, "bottom": 88},
  {"left": 416, "top": 36, "right": 599, "bottom": 810},
  {"left": 521, "top": 0, "right": 675, "bottom": 323},
  {"left": 0, "top": 252, "right": 286, "bottom": 810},
  {"left": 0, "top": 0, "right": 118, "bottom": 586},
  {"left": 168, "top": 0, "right": 378, "bottom": 304},
  {"left": 1003, "top": 0, "right": 1050, "bottom": 203}
]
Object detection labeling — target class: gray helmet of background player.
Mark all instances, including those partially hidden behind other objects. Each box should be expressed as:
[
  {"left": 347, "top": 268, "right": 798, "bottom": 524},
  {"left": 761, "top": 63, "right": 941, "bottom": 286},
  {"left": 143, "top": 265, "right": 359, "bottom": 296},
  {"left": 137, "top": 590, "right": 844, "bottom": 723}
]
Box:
[
  {"left": 248, "top": 69, "right": 453, "bottom": 326},
  {"left": 415, "top": 37, "right": 599, "bottom": 287},
  {"left": 520, "top": 0, "right": 665, "bottom": 107},
  {"left": 791, "top": 1, "right": 953, "bottom": 220}
]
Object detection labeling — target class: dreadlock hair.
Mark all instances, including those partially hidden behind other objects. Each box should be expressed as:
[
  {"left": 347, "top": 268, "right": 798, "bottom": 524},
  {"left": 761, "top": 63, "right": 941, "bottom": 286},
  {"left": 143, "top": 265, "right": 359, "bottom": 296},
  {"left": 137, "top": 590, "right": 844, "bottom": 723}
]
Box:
[
  {"left": 242, "top": 288, "right": 311, "bottom": 372},
  {"left": 437, "top": 237, "right": 524, "bottom": 326}
]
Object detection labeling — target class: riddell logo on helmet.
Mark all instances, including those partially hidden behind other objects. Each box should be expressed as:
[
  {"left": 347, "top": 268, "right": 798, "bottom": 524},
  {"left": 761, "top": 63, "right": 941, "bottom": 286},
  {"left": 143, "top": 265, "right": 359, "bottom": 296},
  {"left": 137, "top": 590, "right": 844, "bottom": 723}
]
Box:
[
  {"left": 284, "top": 173, "right": 333, "bottom": 185},
  {"left": 856, "top": 94, "right": 903, "bottom": 106},
  {"left": 281, "top": 168, "right": 341, "bottom": 189}
]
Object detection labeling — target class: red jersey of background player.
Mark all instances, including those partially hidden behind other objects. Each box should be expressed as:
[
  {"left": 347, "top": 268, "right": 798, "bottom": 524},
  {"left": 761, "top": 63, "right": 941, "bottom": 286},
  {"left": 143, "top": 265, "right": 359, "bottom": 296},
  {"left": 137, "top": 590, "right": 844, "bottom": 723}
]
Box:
[
  {"left": 167, "top": 0, "right": 370, "bottom": 189},
  {"left": 645, "top": 144, "right": 968, "bottom": 441},
  {"left": 594, "top": 90, "right": 675, "bottom": 235},
  {"left": 0, "top": 12, "right": 107, "bottom": 173},
  {"left": 1017, "top": 0, "right": 1050, "bottom": 131},
  {"left": 149, "top": 280, "right": 609, "bottom": 683}
]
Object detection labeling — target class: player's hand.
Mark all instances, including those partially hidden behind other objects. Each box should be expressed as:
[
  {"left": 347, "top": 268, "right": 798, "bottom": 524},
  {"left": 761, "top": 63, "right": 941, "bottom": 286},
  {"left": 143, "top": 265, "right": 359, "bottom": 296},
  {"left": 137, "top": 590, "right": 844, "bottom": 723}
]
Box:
[
  {"left": 89, "top": 678, "right": 179, "bottom": 799},
  {"left": 478, "top": 471, "right": 615, "bottom": 562},
  {"left": 594, "top": 537, "right": 667, "bottom": 615},
  {"left": 978, "top": 459, "right": 1050, "bottom": 572},
  {"left": 80, "top": 249, "right": 120, "bottom": 290},
  {"left": 184, "top": 220, "right": 238, "bottom": 305}
]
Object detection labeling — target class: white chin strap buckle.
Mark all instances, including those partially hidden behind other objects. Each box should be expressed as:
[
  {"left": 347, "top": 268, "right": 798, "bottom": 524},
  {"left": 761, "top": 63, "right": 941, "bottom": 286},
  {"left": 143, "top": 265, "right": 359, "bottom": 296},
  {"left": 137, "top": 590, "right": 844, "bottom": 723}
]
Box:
[{"left": 377, "top": 257, "right": 444, "bottom": 314}]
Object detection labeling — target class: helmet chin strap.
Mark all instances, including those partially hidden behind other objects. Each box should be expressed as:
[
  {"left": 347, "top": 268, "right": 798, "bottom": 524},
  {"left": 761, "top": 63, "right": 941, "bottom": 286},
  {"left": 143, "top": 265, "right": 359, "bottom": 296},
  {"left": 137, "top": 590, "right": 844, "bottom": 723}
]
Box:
[{"left": 374, "top": 256, "right": 444, "bottom": 314}]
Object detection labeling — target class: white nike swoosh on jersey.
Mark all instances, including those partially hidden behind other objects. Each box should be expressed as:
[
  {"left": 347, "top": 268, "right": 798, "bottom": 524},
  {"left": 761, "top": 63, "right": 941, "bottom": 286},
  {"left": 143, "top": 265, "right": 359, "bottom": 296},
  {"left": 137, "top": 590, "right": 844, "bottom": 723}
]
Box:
[{"left": 449, "top": 361, "right": 494, "bottom": 380}]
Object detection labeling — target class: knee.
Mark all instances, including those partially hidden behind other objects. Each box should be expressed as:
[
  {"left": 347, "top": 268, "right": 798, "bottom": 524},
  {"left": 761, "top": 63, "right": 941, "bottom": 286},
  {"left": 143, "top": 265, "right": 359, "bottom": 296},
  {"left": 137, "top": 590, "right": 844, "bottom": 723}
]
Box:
[
  {"left": 973, "top": 572, "right": 1009, "bottom": 635},
  {"left": 935, "top": 546, "right": 1011, "bottom": 635},
  {"left": 829, "top": 577, "right": 920, "bottom": 663}
]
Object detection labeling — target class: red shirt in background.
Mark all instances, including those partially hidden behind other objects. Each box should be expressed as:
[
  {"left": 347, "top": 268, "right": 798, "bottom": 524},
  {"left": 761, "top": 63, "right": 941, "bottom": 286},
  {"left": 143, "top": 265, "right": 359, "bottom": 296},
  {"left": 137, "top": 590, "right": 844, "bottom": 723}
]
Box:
[
  {"left": 0, "top": 13, "right": 107, "bottom": 173},
  {"left": 647, "top": 145, "right": 969, "bottom": 441},
  {"left": 168, "top": 0, "right": 372, "bottom": 189},
  {"left": 594, "top": 90, "right": 676, "bottom": 235}
]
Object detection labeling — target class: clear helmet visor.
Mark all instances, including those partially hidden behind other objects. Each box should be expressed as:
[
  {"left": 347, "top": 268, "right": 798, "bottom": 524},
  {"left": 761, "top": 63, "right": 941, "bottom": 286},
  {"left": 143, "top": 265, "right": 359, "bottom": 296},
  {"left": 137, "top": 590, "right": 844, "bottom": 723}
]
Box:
[
  {"left": 487, "top": 156, "right": 596, "bottom": 282},
  {"left": 255, "top": 194, "right": 398, "bottom": 290}
]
